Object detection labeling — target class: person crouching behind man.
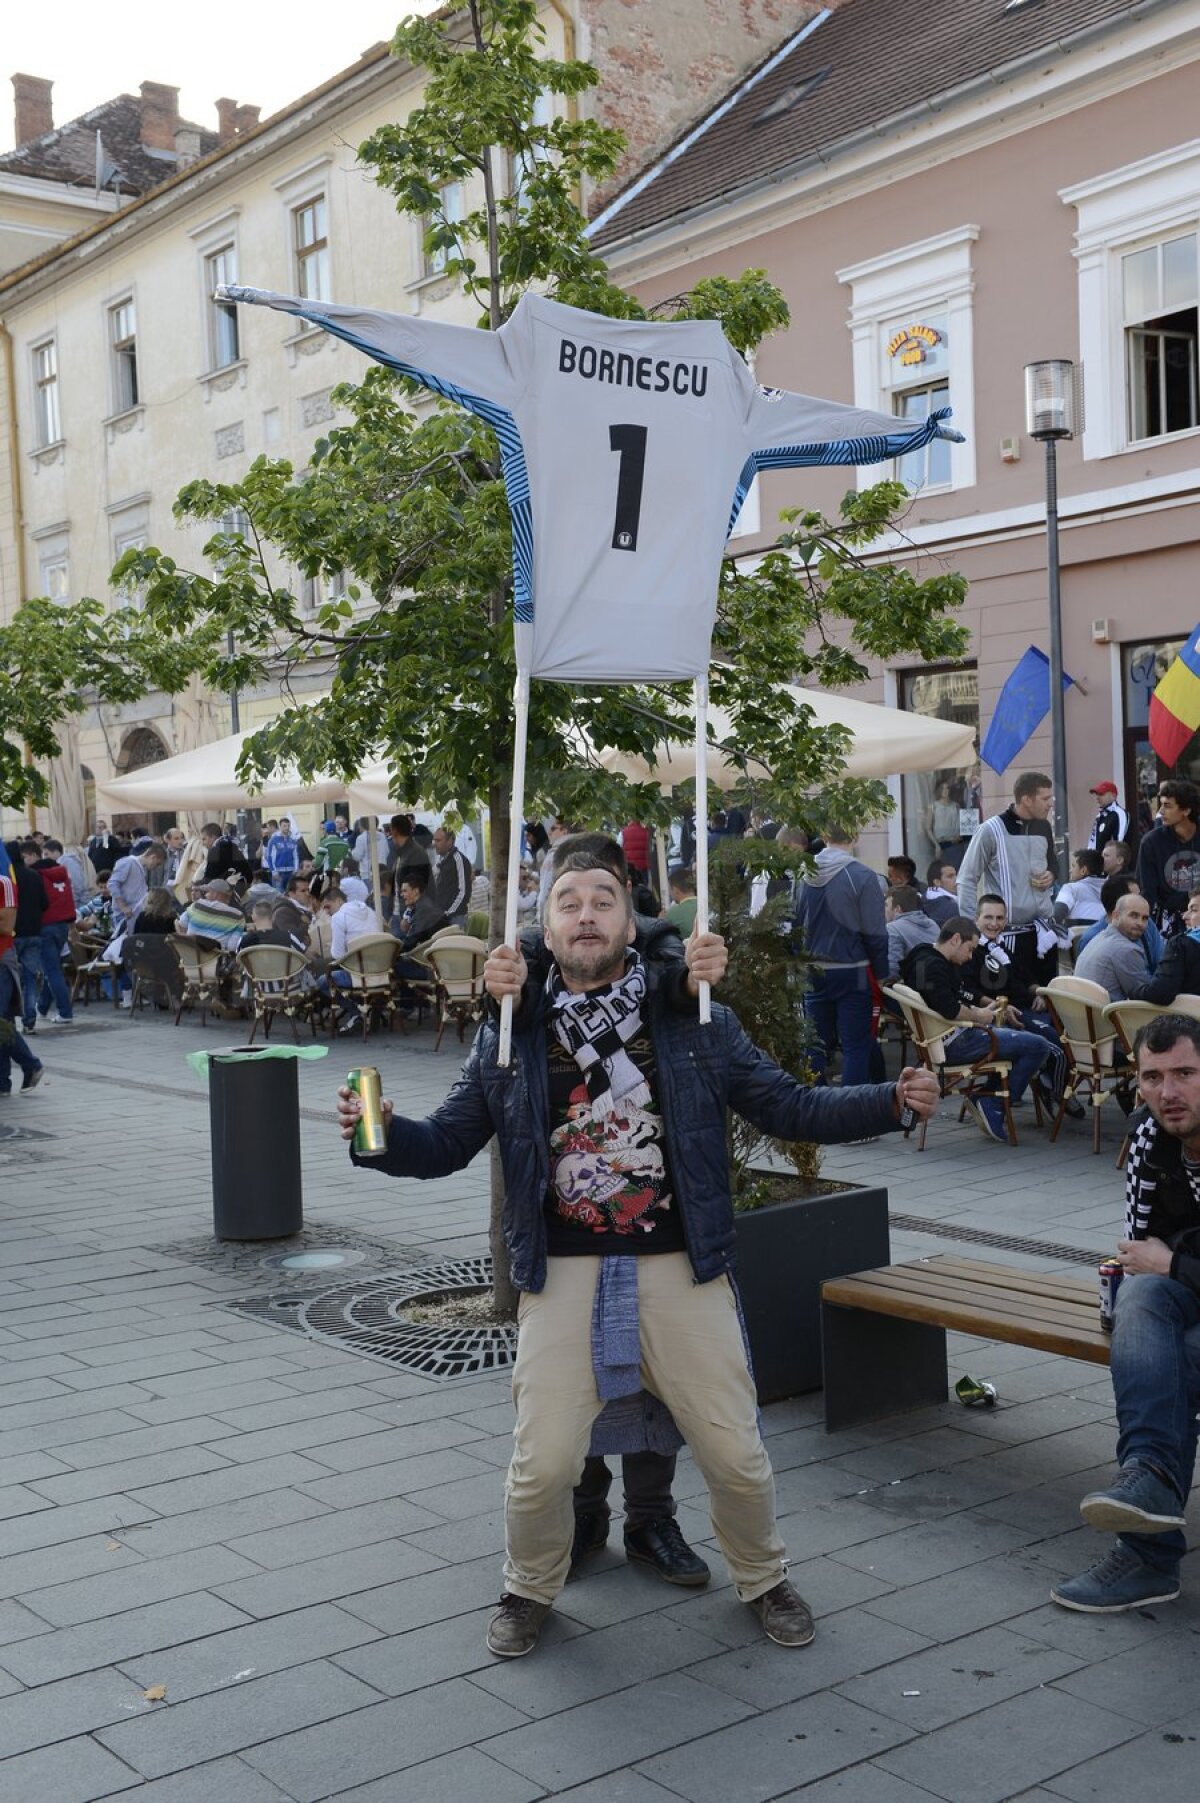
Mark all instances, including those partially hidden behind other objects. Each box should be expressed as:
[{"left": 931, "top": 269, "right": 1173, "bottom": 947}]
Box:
[{"left": 338, "top": 850, "right": 938, "bottom": 1659}]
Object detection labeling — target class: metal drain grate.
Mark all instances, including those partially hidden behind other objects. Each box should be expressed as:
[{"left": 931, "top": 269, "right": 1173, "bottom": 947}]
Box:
[
  {"left": 221, "top": 1255, "right": 517, "bottom": 1380},
  {"left": 888, "top": 1213, "right": 1104, "bottom": 1267}
]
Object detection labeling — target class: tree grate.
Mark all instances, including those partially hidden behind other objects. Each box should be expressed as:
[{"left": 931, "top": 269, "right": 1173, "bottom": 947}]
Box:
[
  {"left": 220, "top": 1255, "right": 517, "bottom": 1380},
  {"left": 888, "top": 1213, "right": 1104, "bottom": 1267}
]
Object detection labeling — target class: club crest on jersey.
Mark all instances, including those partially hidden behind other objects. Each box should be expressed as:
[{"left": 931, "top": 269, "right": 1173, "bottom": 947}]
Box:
[
  {"left": 558, "top": 337, "right": 709, "bottom": 398},
  {"left": 757, "top": 385, "right": 785, "bottom": 403}
]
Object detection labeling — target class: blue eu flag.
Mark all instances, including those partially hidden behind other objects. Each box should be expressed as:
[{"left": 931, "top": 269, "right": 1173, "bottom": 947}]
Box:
[{"left": 981, "top": 646, "right": 1074, "bottom": 776}]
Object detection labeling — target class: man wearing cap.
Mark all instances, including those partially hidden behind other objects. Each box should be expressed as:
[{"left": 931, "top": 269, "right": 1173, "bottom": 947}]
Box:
[
  {"left": 1088, "top": 783, "right": 1132, "bottom": 858},
  {"left": 174, "top": 880, "right": 245, "bottom": 951}
]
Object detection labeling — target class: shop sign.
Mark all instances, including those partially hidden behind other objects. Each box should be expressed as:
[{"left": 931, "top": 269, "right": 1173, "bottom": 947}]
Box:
[{"left": 887, "top": 323, "right": 943, "bottom": 368}]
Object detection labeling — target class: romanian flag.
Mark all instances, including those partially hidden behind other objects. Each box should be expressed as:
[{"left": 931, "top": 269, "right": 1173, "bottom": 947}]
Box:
[{"left": 1149, "top": 625, "right": 1200, "bottom": 768}]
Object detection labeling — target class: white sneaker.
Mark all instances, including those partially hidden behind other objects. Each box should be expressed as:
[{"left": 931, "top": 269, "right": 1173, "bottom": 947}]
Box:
[
  {"left": 118, "top": 997, "right": 133, "bottom": 1010},
  {"left": 50, "top": 1014, "right": 74, "bottom": 1025}
]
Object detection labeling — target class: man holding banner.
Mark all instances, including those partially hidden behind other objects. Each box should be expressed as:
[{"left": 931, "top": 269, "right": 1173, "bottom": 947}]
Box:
[{"left": 339, "top": 851, "right": 938, "bottom": 1657}]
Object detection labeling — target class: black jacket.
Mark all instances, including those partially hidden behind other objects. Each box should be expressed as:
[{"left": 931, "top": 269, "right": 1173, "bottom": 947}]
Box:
[
  {"left": 354, "top": 962, "right": 902, "bottom": 1292},
  {"left": 1136, "top": 824, "right": 1200, "bottom": 924},
  {"left": 1125, "top": 1110, "right": 1200, "bottom": 1297},
  {"left": 900, "top": 941, "right": 964, "bottom": 1022},
  {"left": 1133, "top": 934, "right": 1200, "bottom": 1007},
  {"left": 203, "top": 835, "right": 252, "bottom": 887},
  {"left": 7, "top": 859, "right": 47, "bottom": 938}
]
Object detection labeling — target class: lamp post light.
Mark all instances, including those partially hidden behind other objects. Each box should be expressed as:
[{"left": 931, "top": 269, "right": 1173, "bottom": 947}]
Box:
[{"left": 1024, "top": 358, "right": 1078, "bottom": 867}]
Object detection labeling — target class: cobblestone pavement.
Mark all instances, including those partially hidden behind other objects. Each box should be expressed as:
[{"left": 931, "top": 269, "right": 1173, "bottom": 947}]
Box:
[{"left": 0, "top": 1003, "right": 1196, "bottom": 1800}]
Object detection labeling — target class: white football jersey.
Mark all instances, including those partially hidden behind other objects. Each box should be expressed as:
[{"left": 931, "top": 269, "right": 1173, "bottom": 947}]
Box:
[{"left": 221, "top": 287, "right": 959, "bottom": 684}]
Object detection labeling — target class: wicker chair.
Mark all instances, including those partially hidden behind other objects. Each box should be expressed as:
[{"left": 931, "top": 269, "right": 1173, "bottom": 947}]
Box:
[
  {"left": 237, "top": 944, "right": 318, "bottom": 1045},
  {"left": 171, "top": 935, "right": 225, "bottom": 1027},
  {"left": 882, "top": 982, "right": 1024, "bottom": 1149},
  {"left": 1035, "top": 975, "right": 1123, "bottom": 1154},
  {"left": 327, "top": 933, "right": 402, "bottom": 1039},
  {"left": 423, "top": 933, "right": 489, "bottom": 1053}
]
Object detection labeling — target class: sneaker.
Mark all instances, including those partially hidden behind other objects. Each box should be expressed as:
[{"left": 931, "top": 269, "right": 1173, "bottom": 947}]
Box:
[
  {"left": 22, "top": 1018, "right": 35, "bottom": 1034},
  {"left": 1051, "top": 1543, "right": 1180, "bottom": 1613},
  {"left": 624, "top": 1517, "right": 711, "bottom": 1587},
  {"left": 118, "top": 996, "right": 133, "bottom": 1010},
  {"left": 49, "top": 1014, "right": 74, "bottom": 1025},
  {"left": 21, "top": 1065, "right": 44, "bottom": 1092},
  {"left": 748, "top": 1579, "right": 816, "bottom": 1647},
  {"left": 969, "top": 1095, "right": 1009, "bottom": 1143},
  {"left": 1079, "top": 1462, "right": 1186, "bottom": 1535},
  {"left": 486, "top": 1593, "right": 551, "bottom": 1658},
  {"left": 569, "top": 1512, "right": 609, "bottom": 1577}
]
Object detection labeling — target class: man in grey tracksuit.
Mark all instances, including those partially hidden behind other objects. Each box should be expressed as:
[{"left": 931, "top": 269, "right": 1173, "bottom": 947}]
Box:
[
  {"left": 957, "top": 771, "right": 1060, "bottom": 983},
  {"left": 792, "top": 824, "right": 888, "bottom": 1086}
]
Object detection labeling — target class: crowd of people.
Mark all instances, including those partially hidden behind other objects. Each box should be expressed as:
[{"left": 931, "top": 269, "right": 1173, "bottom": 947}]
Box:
[{"left": 0, "top": 809, "right": 485, "bottom": 1079}]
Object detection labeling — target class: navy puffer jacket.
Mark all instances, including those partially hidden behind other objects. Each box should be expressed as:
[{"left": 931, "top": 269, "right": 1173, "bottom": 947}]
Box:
[{"left": 353, "top": 965, "right": 902, "bottom": 1292}]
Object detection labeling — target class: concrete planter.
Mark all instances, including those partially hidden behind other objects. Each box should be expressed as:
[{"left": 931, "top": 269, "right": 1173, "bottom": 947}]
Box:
[{"left": 734, "top": 1179, "right": 889, "bottom": 1404}]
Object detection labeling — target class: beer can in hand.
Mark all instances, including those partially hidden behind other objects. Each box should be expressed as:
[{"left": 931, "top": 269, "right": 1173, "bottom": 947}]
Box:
[
  {"left": 348, "top": 1067, "right": 386, "bottom": 1158},
  {"left": 1099, "top": 1258, "right": 1123, "bottom": 1333}
]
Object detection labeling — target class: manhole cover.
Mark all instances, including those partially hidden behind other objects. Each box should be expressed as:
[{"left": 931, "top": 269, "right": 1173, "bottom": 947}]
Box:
[
  {"left": 258, "top": 1248, "right": 368, "bottom": 1273},
  {"left": 219, "top": 1255, "right": 517, "bottom": 1380},
  {"left": 149, "top": 1223, "right": 418, "bottom": 1288}
]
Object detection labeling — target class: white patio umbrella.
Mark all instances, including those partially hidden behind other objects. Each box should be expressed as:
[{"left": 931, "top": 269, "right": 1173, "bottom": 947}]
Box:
[{"left": 588, "top": 684, "right": 975, "bottom": 790}]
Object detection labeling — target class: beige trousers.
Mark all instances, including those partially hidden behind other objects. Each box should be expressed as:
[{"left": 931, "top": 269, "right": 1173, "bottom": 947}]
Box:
[{"left": 503, "top": 1252, "right": 786, "bottom": 1606}]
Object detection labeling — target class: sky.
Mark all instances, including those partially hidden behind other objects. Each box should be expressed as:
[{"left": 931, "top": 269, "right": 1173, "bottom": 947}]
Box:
[{"left": 1, "top": 1, "right": 441, "bottom": 154}]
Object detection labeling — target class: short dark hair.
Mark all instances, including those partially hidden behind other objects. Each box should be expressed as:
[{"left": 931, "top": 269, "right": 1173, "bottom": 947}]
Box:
[
  {"left": 977, "top": 892, "right": 1006, "bottom": 912},
  {"left": 888, "top": 885, "right": 923, "bottom": 914},
  {"left": 399, "top": 866, "right": 429, "bottom": 894},
  {"left": 1073, "top": 848, "right": 1103, "bottom": 877},
  {"left": 938, "top": 914, "right": 980, "bottom": 944},
  {"left": 551, "top": 832, "right": 628, "bottom": 885},
  {"left": 286, "top": 873, "right": 310, "bottom": 895},
  {"left": 1159, "top": 778, "right": 1199, "bottom": 821},
  {"left": 926, "top": 857, "right": 954, "bottom": 886},
  {"left": 1013, "top": 771, "right": 1052, "bottom": 801},
  {"left": 887, "top": 855, "right": 917, "bottom": 882},
  {"left": 1100, "top": 873, "right": 1139, "bottom": 914},
  {"left": 548, "top": 850, "right": 632, "bottom": 915},
  {"left": 670, "top": 866, "right": 697, "bottom": 895},
  {"left": 43, "top": 838, "right": 63, "bottom": 855},
  {"left": 390, "top": 814, "right": 414, "bottom": 836},
  {"left": 202, "top": 822, "right": 222, "bottom": 837},
  {"left": 1104, "top": 841, "right": 1132, "bottom": 868},
  {"left": 1134, "top": 1013, "right": 1200, "bottom": 1063}
]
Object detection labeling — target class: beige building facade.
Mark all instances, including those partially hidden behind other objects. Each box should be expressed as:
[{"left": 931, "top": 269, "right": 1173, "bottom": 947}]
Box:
[{"left": 593, "top": 0, "right": 1200, "bottom": 870}]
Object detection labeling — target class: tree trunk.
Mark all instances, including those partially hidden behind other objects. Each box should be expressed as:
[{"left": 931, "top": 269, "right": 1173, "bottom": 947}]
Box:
[{"left": 487, "top": 769, "right": 519, "bottom": 1322}]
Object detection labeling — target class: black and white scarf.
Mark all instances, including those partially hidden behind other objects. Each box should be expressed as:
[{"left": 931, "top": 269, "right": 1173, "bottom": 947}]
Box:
[{"left": 549, "top": 950, "right": 651, "bottom": 1119}]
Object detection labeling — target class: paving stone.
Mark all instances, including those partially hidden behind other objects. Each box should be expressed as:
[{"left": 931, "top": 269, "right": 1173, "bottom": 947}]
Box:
[
  {"left": 334, "top": 1603, "right": 584, "bottom": 1698},
  {"left": 833, "top": 1623, "right": 1087, "bottom": 1731},
  {"left": 212, "top": 1540, "right": 445, "bottom": 1619},
  {"left": 474, "top": 1612, "right": 726, "bottom": 1716},
  {"left": 209, "top": 1413, "right": 398, "bottom": 1465},
  {"left": 859, "top": 1551, "right": 1060, "bottom": 1639},
  {"left": 294, "top": 1450, "right": 493, "bottom": 1510},
  {"left": 0, "top": 1453, "right": 72, "bottom": 1489},
  {"left": 634, "top": 1690, "right": 917, "bottom": 1801},
  {"left": 484, "top": 1672, "right": 754, "bottom": 1791},
  {"left": 0, "top": 1485, "right": 54, "bottom": 1523},
  {"left": 1004, "top": 1600, "right": 1184, "bottom": 1662},
  {"left": 210, "top": 1383, "right": 393, "bottom": 1432},
  {"left": 112, "top": 1486, "right": 331, "bottom": 1560},
  {"left": 333, "top": 1746, "right": 545, "bottom": 1803},
  {"left": 238, "top": 1676, "right": 529, "bottom": 1800},
  {"left": 126, "top": 1453, "right": 334, "bottom": 1516},
  {"left": 0, "top": 1409, "right": 151, "bottom": 1460},
  {"left": 1042, "top": 1701, "right": 1200, "bottom": 1802},
  {"left": 774, "top": 1496, "right": 923, "bottom": 1561},
  {"left": 99, "top": 1756, "right": 294, "bottom": 1800},
  {"left": 687, "top": 1605, "right": 931, "bottom": 1712},
  {"left": 19, "top": 1545, "right": 262, "bottom": 1629},
  {"left": 872, "top": 1685, "right": 1140, "bottom": 1801},
  {"left": 0, "top": 1733, "right": 141, "bottom": 1801},
  {"left": 43, "top": 1417, "right": 242, "bottom": 1473},
  {"left": 0, "top": 1600, "right": 52, "bottom": 1647},
  {"left": 27, "top": 1446, "right": 237, "bottom": 1508},
  {"left": 0, "top": 1536, "right": 147, "bottom": 1601},
  {"left": 831, "top": 1513, "right": 1040, "bottom": 1586},
  {"left": 0, "top": 1665, "right": 155, "bottom": 1758},
  {"left": 550, "top": 1777, "right": 686, "bottom": 1803},
  {"left": 0, "top": 1592, "right": 248, "bottom": 1686},
  {"left": 95, "top": 1657, "right": 380, "bottom": 1779},
  {"left": 337, "top": 1552, "right": 510, "bottom": 1634},
  {"left": 224, "top": 1495, "right": 442, "bottom": 1569},
  {"left": 773, "top": 1765, "right": 987, "bottom": 1801},
  {"left": 1049, "top": 1628, "right": 1200, "bottom": 1725},
  {"left": 117, "top": 1603, "right": 383, "bottom": 1703}
]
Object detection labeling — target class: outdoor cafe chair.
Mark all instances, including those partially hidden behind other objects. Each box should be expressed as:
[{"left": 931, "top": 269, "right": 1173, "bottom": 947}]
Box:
[
  {"left": 327, "top": 933, "right": 402, "bottom": 1039},
  {"left": 882, "top": 982, "right": 1026, "bottom": 1150},
  {"left": 237, "top": 944, "right": 318, "bottom": 1045},
  {"left": 125, "top": 934, "right": 184, "bottom": 1014},
  {"left": 422, "top": 933, "right": 490, "bottom": 1053},
  {"left": 170, "top": 935, "right": 225, "bottom": 1028},
  {"left": 67, "top": 925, "right": 116, "bottom": 1009},
  {"left": 1035, "top": 975, "right": 1123, "bottom": 1154}
]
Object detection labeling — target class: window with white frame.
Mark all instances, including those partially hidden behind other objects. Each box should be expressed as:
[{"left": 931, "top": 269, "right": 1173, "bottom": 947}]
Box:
[
  {"left": 109, "top": 298, "right": 139, "bottom": 413},
  {"left": 32, "top": 338, "right": 60, "bottom": 446},
  {"left": 34, "top": 526, "right": 70, "bottom": 602},
  {"left": 837, "top": 227, "right": 978, "bottom": 493},
  {"left": 510, "top": 89, "right": 553, "bottom": 214},
  {"left": 293, "top": 196, "right": 329, "bottom": 302},
  {"left": 1062, "top": 143, "right": 1200, "bottom": 461},
  {"left": 205, "top": 244, "right": 241, "bottom": 369},
  {"left": 1121, "top": 232, "right": 1198, "bottom": 443},
  {"left": 109, "top": 497, "right": 150, "bottom": 604},
  {"left": 424, "top": 182, "right": 464, "bottom": 276}
]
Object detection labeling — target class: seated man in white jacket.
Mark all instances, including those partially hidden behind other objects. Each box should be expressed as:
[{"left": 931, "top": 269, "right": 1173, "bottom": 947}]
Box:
[{"left": 330, "top": 877, "right": 379, "bottom": 961}]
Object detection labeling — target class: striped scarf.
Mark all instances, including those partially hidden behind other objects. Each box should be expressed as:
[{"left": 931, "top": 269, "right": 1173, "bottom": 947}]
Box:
[{"left": 548, "top": 950, "right": 650, "bottom": 1120}]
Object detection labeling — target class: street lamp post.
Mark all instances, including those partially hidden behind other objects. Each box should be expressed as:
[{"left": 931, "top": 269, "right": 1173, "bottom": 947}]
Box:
[{"left": 1024, "top": 359, "right": 1078, "bottom": 869}]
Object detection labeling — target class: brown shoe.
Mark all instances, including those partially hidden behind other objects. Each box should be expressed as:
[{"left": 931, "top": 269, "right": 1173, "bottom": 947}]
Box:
[
  {"left": 486, "top": 1593, "right": 551, "bottom": 1658},
  {"left": 748, "top": 1579, "right": 815, "bottom": 1647}
]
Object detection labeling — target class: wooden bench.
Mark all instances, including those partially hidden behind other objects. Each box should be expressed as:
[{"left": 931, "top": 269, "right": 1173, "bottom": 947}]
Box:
[{"left": 820, "top": 1255, "right": 1110, "bottom": 1430}]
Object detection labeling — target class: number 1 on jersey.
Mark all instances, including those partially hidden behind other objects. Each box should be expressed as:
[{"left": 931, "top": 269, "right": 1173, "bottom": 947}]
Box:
[{"left": 609, "top": 424, "right": 647, "bottom": 552}]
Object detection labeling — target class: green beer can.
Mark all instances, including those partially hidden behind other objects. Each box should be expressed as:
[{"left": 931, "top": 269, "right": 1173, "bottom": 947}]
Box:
[{"left": 348, "top": 1067, "right": 387, "bottom": 1158}]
